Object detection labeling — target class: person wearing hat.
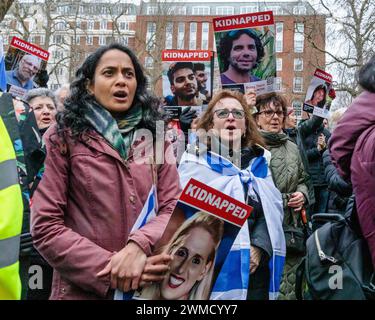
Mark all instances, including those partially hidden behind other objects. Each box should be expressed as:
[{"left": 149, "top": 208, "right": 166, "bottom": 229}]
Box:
[{"left": 219, "top": 29, "right": 265, "bottom": 85}]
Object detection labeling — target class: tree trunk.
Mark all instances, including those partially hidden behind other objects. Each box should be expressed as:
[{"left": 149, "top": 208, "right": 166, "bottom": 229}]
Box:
[{"left": 0, "top": 0, "right": 14, "bottom": 22}]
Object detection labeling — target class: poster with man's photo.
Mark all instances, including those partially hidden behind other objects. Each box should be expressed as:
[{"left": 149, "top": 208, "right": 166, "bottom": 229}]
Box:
[
  {"left": 213, "top": 11, "right": 276, "bottom": 95},
  {"left": 162, "top": 50, "right": 214, "bottom": 111},
  {"left": 5, "top": 36, "right": 50, "bottom": 99},
  {"left": 303, "top": 68, "right": 333, "bottom": 119},
  {"left": 115, "top": 178, "right": 252, "bottom": 300}
]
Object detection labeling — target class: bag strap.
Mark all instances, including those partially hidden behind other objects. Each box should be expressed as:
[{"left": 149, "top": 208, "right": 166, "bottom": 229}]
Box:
[{"left": 295, "top": 257, "right": 306, "bottom": 300}]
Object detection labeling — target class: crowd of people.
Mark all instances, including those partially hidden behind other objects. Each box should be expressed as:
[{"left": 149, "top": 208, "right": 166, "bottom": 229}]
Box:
[{"left": 0, "top": 43, "right": 374, "bottom": 300}]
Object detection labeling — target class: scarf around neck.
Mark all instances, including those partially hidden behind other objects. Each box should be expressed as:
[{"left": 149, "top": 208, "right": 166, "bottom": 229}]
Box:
[
  {"left": 84, "top": 99, "right": 142, "bottom": 159},
  {"left": 260, "top": 130, "right": 288, "bottom": 147}
]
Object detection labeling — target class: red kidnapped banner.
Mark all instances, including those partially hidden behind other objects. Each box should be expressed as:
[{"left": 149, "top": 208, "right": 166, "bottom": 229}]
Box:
[
  {"left": 162, "top": 50, "right": 212, "bottom": 61},
  {"left": 179, "top": 178, "right": 252, "bottom": 227},
  {"left": 213, "top": 11, "right": 274, "bottom": 32},
  {"left": 10, "top": 37, "right": 50, "bottom": 61},
  {"left": 314, "top": 68, "right": 333, "bottom": 83}
]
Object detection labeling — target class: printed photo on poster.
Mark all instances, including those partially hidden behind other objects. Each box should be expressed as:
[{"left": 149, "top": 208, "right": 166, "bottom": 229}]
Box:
[
  {"left": 115, "top": 178, "right": 252, "bottom": 300},
  {"left": 213, "top": 11, "right": 276, "bottom": 94},
  {"left": 5, "top": 37, "right": 50, "bottom": 99},
  {"left": 162, "top": 50, "right": 213, "bottom": 108},
  {"left": 303, "top": 68, "right": 333, "bottom": 119}
]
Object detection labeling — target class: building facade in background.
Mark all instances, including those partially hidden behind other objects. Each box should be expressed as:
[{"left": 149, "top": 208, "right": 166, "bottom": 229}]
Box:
[{"left": 0, "top": 0, "right": 326, "bottom": 117}]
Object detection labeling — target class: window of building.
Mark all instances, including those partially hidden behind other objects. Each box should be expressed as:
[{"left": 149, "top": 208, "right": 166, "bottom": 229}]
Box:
[
  {"left": 119, "top": 36, "right": 128, "bottom": 46},
  {"left": 189, "top": 22, "right": 197, "bottom": 49},
  {"left": 53, "top": 35, "right": 64, "bottom": 44},
  {"left": 294, "top": 58, "right": 303, "bottom": 71},
  {"left": 146, "top": 22, "right": 156, "bottom": 50},
  {"left": 145, "top": 56, "right": 154, "bottom": 69},
  {"left": 174, "top": 7, "right": 186, "bottom": 15},
  {"left": 147, "top": 6, "right": 158, "bottom": 15},
  {"left": 55, "top": 21, "right": 66, "bottom": 31},
  {"left": 39, "top": 35, "right": 45, "bottom": 45},
  {"left": 216, "top": 6, "right": 234, "bottom": 15},
  {"left": 51, "top": 83, "right": 60, "bottom": 91},
  {"left": 87, "top": 20, "right": 94, "bottom": 31},
  {"left": 76, "top": 20, "right": 81, "bottom": 29},
  {"left": 192, "top": 6, "right": 210, "bottom": 15},
  {"left": 294, "top": 23, "right": 304, "bottom": 53},
  {"left": 292, "top": 100, "right": 303, "bottom": 119},
  {"left": 201, "top": 22, "right": 209, "bottom": 50},
  {"left": 275, "top": 77, "right": 282, "bottom": 92},
  {"left": 119, "top": 22, "right": 129, "bottom": 31},
  {"left": 86, "top": 35, "right": 93, "bottom": 45},
  {"left": 16, "top": 22, "right": 23, "bottom": 31},
  {"left": 165, "top": 22, "right": 173, "bottom": 49},
  {"left": 53, "top": 50, "right": 64, "bottom": 60},
  {"left": 75, "top": 35, "right": 80, "bottom": 45},
  {"left": 276, "top": 58, "right": 283, "bottom": 72},
  {"left": 56, "top": 68, "right": 64, "bottom": 76},
  {"left": 100, "top": 20, "right": 107, "bottom": 30},
  {"left": 99, "top": 36, "right": 106, "bottom": 46},
  {"left": 293, "top": 77, "right": 303, "bottom": 93},
  {"left": 265, "top": 6, "right": 283, "bottom": 15},
  {"left": 275, "top": 22, "right": 283, "bottom": 53},
  {"left": 293, "top": 6, "right": 307, "bottom": 15},
  {"left": 240, "top": 6, "right": 259, "bottom": 14},
  {"left": 28, "top": 20, "right": 35, "bottom": 31},
  {"left": 177, "top": 22, "right": 185, "bottom": 49}
]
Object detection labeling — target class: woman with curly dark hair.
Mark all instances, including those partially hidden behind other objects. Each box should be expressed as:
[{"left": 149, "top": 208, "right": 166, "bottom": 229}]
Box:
[{"left": 30, "top": 44, "right": 181, "bottom": 299}]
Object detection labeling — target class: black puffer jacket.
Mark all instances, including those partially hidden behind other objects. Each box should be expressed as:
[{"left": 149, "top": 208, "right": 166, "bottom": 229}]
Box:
[
  {"left": 322, "top": 149, "right": 352, "bottom": 213},
  {"left": 299, "top": 116, "right": 331, "bottom": 186}
]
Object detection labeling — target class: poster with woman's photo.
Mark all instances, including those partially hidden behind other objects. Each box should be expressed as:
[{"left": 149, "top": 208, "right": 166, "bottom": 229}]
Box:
[
  {"left": 303, "top": 68, "right": 333, "bottom": 119},
  {"left": 5, "top": 36, "right": 49, "bottom": 99},
  {"left": 115, "top": 178, "right": 252, "bottom": 300},
  {"left": 213, "top": 11, "right": 276, "bottom": 94}
]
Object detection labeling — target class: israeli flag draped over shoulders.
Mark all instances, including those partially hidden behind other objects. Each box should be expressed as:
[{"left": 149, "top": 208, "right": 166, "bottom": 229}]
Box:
[
  {"left": 178, "top": 147, "right": 286, "bottom": 300},
  {"left": 0, "top": 36, "right": 7, "bottom": 92},
  {"left": 114, "top": 184, "right": 158, "bottom": 300}
]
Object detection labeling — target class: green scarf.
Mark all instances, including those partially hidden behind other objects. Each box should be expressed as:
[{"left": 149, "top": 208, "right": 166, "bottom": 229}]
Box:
[
  {"left": 84, "top": 99, "right": 142, "bottom": 159},
  {"left": 260, "top": 130, "right": 289, "bottom": 148}
]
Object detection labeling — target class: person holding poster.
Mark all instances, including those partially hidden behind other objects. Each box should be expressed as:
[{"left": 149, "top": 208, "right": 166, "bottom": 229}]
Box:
[
  {"left": 136, "top": 212, "right": 224, "bottom": 300},
  {"left": 213, "top": 11, "right": 276, "bottom": 94},
  {"left": 30, "top": 44, "right": 180, "bottom": 299},
  {"left": 178, "top": 90, "right": 286, "bottom": 300}
]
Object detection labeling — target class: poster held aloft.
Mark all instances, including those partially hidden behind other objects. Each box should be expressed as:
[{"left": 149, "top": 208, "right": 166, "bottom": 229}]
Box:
[
  {"left": 5, "top": 37, "right": 50, "bottom": 99},
  {"left": 213, "top": 11, "right": 276, "bottom": 95},
  {"left": 115, "top": 178, "right": 252, "bottom": 300},
  {"left": 303, "top": 68, "right": 333, "bottom": 119}
]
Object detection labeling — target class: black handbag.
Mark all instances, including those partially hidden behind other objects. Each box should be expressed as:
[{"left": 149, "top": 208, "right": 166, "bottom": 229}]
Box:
[
  {"left": 296, "top": 198, "right": 375, "bottom": 300},
  {"left": 284, "top": 226, "right": 306, "bottom": 255}
]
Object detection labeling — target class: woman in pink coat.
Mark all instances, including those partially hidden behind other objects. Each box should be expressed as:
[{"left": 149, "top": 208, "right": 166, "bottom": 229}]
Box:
[{"left": 31, "top": 44, "right": 181, "bottom": 299}]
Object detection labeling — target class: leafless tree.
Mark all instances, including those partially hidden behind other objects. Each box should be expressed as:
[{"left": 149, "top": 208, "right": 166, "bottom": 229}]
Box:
[
  {"left": 0, "top": 0, "right": 14, "bottom": 22},
  {"left": 306, "top": 0, "right": 375, "bottom": 106}
]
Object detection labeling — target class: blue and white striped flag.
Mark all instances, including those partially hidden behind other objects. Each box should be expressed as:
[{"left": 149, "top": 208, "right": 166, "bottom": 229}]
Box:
[
  {"left": 114, "top": 184, "right": 158, "bottom": 300},
  {"left": 178, "top": 148, "right": 286, "bottom": 300},
  {"left": 0, "top": 36, "right": 7, "bottom": 92}
]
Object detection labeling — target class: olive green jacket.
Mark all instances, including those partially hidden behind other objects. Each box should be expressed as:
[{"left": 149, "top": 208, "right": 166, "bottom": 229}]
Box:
[{"left": 261, "top": 131, "right": 310, "bottom": 226}]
